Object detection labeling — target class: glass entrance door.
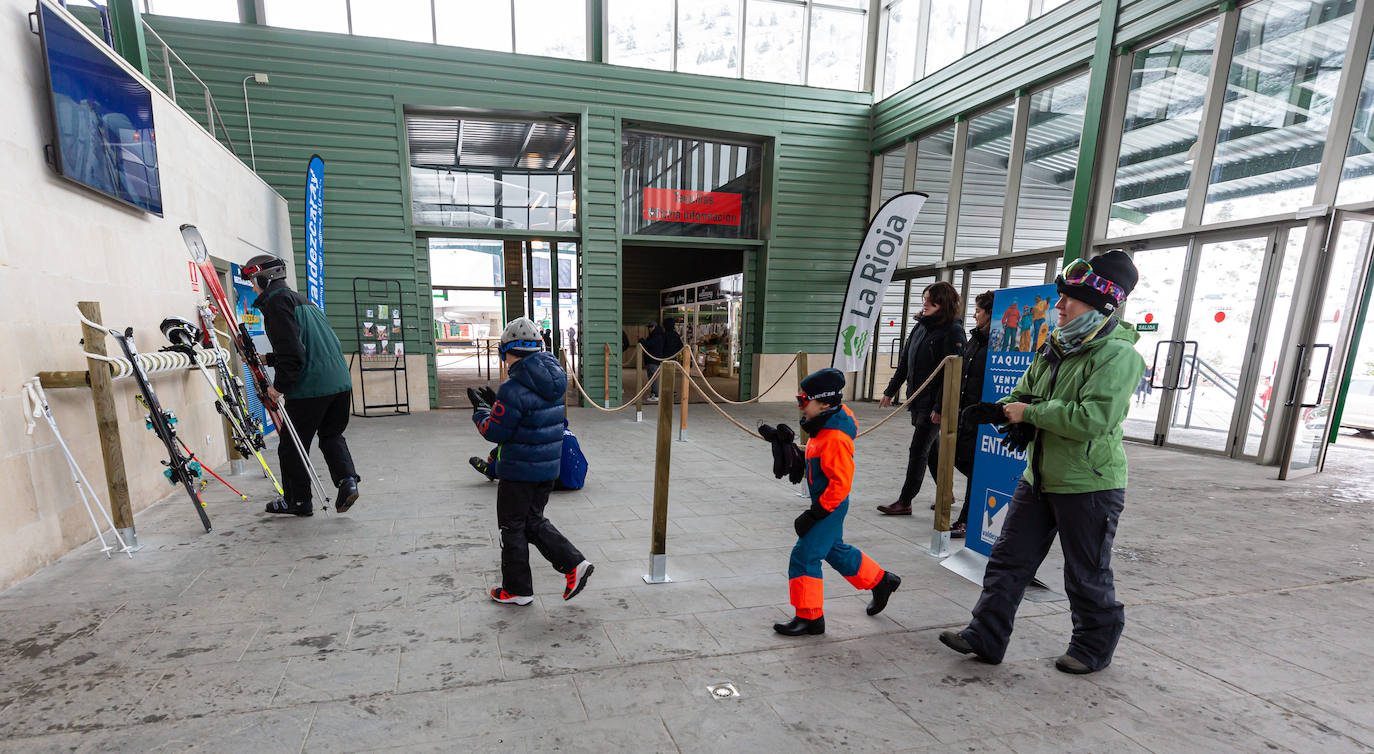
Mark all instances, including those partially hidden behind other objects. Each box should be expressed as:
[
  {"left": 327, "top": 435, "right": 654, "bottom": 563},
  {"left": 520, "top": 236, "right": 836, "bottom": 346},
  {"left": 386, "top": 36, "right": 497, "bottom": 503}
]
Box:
[
  {"left": 1280, "top": 212, "right": 1374, "bottom": 478},
  {"left": 1123, "top": 245, "right": 1187, "bottom": 444}
]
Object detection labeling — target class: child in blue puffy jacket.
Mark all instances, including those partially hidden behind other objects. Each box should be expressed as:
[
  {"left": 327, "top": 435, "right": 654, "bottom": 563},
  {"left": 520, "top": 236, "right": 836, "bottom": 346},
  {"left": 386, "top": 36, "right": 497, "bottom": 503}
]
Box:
[{"left": 472, "top": 317, "right": 593, "bottom": 606}]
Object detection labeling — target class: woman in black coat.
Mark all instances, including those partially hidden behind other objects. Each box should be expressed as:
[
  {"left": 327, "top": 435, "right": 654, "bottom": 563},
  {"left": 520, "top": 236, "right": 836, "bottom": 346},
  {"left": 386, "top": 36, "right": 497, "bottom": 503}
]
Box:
[
  {"left": 877, "top": 281, "right": 965, "bottom": 516},
  {"left": 949, "top": 290, "right": 994, "bottom": 536}
]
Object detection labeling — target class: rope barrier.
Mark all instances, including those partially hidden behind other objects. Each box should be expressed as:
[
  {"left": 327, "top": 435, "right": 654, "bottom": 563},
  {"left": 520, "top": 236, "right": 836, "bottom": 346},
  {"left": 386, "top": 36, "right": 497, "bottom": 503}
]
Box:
[
  {"left": 686, "top": 349, "right": 801, "bottom": 405},
  {"left": 76, "top": 307, "right": 231, "bottom": 380},
  {"left": 567, "top": 363, "right": 663, "bottom": 413}
]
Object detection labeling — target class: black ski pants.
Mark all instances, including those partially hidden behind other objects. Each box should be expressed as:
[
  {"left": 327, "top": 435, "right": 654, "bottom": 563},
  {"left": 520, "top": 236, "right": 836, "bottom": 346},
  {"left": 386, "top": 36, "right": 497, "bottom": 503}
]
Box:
[
  {"left": 280, "top": 390, "right": 357, "bottom": 505},
  {"left": 897, "top": 412, "right": 940, "bottom": 505},
  {"left": 497, "top": 479, "right": 584, "bottom": 596},
  {"left": 961, "top": 481, "right": 1126, "bottom": 671}
]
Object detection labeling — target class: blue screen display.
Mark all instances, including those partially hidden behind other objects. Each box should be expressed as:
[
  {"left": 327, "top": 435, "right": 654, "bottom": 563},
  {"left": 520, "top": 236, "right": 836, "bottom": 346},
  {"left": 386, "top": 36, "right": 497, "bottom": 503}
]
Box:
[{"left": 41, "top": 3, "right": 163, "bottom": 215}]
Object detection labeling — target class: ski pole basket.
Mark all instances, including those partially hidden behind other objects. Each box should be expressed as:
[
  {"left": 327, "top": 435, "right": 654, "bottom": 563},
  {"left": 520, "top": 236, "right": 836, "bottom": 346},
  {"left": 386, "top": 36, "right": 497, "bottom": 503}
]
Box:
[{"left": 349, "top": 277, "right": 410, "bottom": 417}]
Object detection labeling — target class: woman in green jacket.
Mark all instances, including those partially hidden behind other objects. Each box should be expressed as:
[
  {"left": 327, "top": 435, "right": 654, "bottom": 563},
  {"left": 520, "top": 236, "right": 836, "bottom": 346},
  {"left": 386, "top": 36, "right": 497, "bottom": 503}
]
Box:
[{"left": 940, "top": 250, "right": 1144, "bottom": 674}]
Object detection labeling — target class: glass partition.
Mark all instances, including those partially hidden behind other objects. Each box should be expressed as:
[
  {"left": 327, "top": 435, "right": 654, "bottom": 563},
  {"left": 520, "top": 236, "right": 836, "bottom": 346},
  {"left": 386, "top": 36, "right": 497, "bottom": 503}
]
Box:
[
  {"left": 351, "top": 0, "right": 432, "bottom": 43},
  {"left": 808, "top": 6, "right": 866, "bottom": 90},
  {"left": 436, "top": 1, "right": 512, "bottom": 52},
  {"left": 1336, "top": 39, "right": 1374, "bottom": 207},
  {"left": 925, "top": 0, "right": 970, "bottom": 75},
  {"left": 608, "top": 0, "right": 674, "bottom": 70},
  {"left": 1014, "top": 73, "right": 1088, "bottom": 252},
  {"left": 621, "top": 131, "right": 762, "bottom": 239},
  {"left": 1203, "top": 0, "right": 1356, "bottom": 224},
  {"left": 881, "top": 0, "right": 919, "bottom": 98},
  {"left": 678, "top": 0, "right": 741, "bottom": 77},
  {"left": 910, "top": 128, "right": 954, "bottom": 266},
  {"left": 956, "top": 104, "right": 1015, "bottom": 259},
  {"left": 745, "top": 1, "right": 805, "bottom": 83}
]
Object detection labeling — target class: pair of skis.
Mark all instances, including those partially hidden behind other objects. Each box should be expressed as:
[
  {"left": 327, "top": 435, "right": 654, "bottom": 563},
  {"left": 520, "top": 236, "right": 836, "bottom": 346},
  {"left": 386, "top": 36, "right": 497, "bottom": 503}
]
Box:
[{"left": 181, "top": 224, "right": 332, "bottom": 512}]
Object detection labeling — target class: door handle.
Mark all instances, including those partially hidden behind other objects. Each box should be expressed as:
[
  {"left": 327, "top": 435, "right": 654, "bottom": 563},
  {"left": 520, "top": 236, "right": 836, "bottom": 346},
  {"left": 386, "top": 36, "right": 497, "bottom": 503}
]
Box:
[
  {"left": 1176, "top": 341, "right": 1199, "bottom": 390},
  {"left": 889, "top": 338, "right": 901, "bottom": 368},
  {"left": 1284, "top": 344, "right": 1307, "bottom": 407},
  {"left": 1301, "top": 344, "right": 1334, "bottom": 409},
  {"left": 1150, "top": 340, "right": 1175, "bottom": 390}
]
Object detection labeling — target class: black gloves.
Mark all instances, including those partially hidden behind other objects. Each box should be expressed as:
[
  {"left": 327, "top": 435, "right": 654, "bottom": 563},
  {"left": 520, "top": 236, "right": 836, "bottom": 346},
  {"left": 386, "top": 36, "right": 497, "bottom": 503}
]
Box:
[
  {"left": 999, "top": 423, "right": 1035, "bottom": 453},
  {"left": 793, "top": 507, "right": 830, "bottom": 537},
  {"left": 477, "top": 386, "right": 497, "bottom": 405},
  {"left": 961, "top": 401, "right": 1007, "bottom": 426},
  {"left": 759, "top": 423, "right": 806, "bottom": 484},
  {"left": 466, "top": 387, "right": 492, "bottom": 412}
]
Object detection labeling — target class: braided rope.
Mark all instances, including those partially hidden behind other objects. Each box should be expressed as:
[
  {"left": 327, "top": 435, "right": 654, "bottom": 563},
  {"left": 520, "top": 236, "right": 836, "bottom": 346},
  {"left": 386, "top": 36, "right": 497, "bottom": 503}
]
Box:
[
  {"left": 687, "top": 350, "right": 801, "bottom": 405},
  {"left": 566, "top": 363, "right": 662, "bottom": 412}
]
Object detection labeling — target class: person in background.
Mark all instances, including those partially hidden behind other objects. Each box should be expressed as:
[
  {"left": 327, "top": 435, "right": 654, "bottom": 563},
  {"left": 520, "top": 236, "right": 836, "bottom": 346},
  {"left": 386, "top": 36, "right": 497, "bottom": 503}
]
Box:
[
  {"left": 1001, "top": 300, "right": 1021, "bottom": 352},
  {"left": 639, "top": 319, "right": 683, "bottom": 403},
  {"left": 877, "top": 282, "right": 965, "bottom": 516},
  {"left": 1031, "top": 295, "right": 1049, "bottom": 346},
  {"left": 1018, "top": 305, "right": 1034, "bottom": 352},
  {"left": 950, "top": 290, "right": 995, "bottom": 539},
  {"left": 941, "top": 250, "right": 1143, "bottom": 675}
]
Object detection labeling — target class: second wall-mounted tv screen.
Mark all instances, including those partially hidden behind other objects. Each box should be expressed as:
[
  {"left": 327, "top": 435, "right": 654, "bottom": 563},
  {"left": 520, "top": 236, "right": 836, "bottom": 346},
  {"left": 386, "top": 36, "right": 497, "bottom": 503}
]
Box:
[{"left": 38, "top": 1, "right": 163, "bottom": 215}]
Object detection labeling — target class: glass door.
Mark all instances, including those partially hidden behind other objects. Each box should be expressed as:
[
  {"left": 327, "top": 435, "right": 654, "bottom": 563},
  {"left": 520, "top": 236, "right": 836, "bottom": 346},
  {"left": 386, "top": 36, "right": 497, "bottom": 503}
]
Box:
[
  {"left": 1122, "top": 245, "right": 1188, "bottom": 444},
  {"left": 1280, "top": 212, "right": 1374, "bottom": 478}
]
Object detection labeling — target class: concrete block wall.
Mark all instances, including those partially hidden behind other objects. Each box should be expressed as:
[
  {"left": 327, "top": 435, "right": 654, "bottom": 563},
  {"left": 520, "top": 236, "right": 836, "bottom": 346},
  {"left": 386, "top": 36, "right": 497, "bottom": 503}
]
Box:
[{"left": 0, "top": 0, "right": 293, "bottom": 589}]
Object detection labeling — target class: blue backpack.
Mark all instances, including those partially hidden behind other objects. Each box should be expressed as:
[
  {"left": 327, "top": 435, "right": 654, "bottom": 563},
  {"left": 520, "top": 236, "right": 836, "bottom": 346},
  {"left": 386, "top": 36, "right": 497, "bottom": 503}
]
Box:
[{"left": 556, "top": 422, "right": 588, "bottom": 490}]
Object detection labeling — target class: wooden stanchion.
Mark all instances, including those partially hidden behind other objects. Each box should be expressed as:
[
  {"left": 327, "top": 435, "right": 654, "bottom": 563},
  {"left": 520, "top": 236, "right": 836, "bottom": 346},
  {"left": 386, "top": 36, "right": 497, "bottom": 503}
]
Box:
[
  {"left": 602, "top": 342, "right": 611, "bottom": 409},
  {"left": 678, "top": 345, "right": 691, "bottom": 441},
  {"left": 796, "top": 352, "right": 810, "bottom": 443},
  {"left": 644, "top": 362, "right": 674, "bottom": 583},
  {"left": 634, "top": 346, "right": 644, "bottom": 422},
  {"left": 77, "top": 302, "right": 135, "bottom": 541},
  {"left": 931, "top": 355, "right": 962, "bottom": 558}
]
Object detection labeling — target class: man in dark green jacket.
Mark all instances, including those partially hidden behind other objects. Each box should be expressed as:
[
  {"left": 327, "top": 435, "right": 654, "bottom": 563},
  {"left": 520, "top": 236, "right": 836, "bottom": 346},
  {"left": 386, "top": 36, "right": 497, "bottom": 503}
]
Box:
[
  {"left": 243, "top": 255, "right": 358, "bottom": 517},
  {"left": 941, "top": 250, "right": 1144, "bottom": 674}
]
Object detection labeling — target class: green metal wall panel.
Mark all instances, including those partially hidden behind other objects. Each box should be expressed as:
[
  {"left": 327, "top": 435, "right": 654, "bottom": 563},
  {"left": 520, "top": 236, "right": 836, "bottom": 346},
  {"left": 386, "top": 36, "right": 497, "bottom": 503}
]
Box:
[{"left": 145, "top": 15, "right": 872, "bottom": 404}]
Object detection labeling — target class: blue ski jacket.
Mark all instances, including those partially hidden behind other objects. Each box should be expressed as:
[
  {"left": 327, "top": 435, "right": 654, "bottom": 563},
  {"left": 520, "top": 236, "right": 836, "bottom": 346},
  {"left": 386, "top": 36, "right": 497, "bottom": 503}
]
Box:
[{"left": 473, "top": 351, "right": 567, "bottom": 482}]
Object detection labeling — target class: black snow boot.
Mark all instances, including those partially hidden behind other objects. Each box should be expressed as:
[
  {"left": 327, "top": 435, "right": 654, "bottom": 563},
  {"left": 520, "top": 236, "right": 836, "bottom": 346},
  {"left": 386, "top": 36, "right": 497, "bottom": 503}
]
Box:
[
  {"left": 867, "top": 571, "right": 901, "bottom": 616},
  {"left": 773, "top": 615, "right": 825, "bottom": 636},
  {"left": 336, "top": 477, "right": 359, "bottom": 513},
  {"left": 265, "top": 498, "right": 312, "bottom": 517}
]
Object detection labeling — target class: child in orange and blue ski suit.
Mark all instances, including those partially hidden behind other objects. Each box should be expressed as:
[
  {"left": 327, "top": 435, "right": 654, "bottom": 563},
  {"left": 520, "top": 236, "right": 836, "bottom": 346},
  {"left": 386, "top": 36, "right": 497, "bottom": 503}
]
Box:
[{"left": 775, "top": 368, "right": 902, "bottom": 636}]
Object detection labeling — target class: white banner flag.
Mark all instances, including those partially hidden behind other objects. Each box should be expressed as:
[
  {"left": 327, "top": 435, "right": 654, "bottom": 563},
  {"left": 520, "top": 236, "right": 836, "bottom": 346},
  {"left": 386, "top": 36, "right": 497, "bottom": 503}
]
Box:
[{"left": 832, "top": 192, "right": 927, "bottom": 373}]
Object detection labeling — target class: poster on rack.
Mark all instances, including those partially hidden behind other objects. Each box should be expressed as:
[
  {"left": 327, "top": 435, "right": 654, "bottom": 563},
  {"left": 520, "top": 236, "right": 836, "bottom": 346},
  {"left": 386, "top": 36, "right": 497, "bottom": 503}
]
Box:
[
  {"left": 964, "top": 283, "right": 1058, "bottom": 557},
  {"left": 831, "top": 192, "right": 927, "bottom": 373},
  {"left": 304, "top": 155, "right": 326, "bottom": 312},
  {"left": 231, "top": 263, "right": 276, "bottom": 435}
]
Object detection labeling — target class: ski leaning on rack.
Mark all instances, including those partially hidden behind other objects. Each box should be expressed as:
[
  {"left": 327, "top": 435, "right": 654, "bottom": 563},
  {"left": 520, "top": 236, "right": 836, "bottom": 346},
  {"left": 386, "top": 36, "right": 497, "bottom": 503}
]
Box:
[
  {"left": 108, "top": 327, "right": 214, "bottom": 532},
  {"left": 181, "top": 224, "right": 332, "bottom": 511}
]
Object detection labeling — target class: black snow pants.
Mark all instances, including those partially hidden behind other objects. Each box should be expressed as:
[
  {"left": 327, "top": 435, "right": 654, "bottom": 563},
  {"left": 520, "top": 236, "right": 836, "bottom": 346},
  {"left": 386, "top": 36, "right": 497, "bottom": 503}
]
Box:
[
  {"left": 281, "top": 390, "right": 357, "bottom": 506},
  {"left": 497, "top": 479, "right": 584, "bottom": 597}
]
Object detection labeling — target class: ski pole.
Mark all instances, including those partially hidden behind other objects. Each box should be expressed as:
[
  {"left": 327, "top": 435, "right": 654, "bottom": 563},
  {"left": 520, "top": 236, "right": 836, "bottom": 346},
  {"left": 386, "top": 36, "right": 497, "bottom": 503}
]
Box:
[
  {"left": 175, "top": 437, "right": 248, "bottom": 500},
  {"left": 271, "top": 395, "right": 333, "bottom": 513}
]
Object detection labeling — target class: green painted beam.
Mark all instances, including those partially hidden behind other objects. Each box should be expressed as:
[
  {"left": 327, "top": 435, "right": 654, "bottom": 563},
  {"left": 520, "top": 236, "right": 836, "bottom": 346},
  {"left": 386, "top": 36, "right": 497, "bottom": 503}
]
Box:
[
  {"left": 588, "top": 0, "right": 604, "bottom": 64},
  {"left": 1063, "top": 0, "right": 1123, "bottom": 264},
  {"left": 238, "top": 0, "right": 260, "bottom": 25},
  {"left": 107, "top": 0, "right": 149, "bottom": 78}
]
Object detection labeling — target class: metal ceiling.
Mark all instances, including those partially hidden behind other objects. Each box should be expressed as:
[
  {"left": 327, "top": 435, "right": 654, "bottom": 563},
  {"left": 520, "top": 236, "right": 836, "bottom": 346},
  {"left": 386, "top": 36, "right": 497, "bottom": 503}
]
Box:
[{"left": 406, "top": 115, "right": 577, "bottom": 171}]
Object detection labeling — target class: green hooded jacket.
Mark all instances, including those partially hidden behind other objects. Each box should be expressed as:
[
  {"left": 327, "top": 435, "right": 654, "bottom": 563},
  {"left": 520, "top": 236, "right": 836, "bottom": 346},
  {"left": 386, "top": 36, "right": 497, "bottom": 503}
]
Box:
[{"left": 1000, "top": 319, "right": 1145, "bottom": 493}]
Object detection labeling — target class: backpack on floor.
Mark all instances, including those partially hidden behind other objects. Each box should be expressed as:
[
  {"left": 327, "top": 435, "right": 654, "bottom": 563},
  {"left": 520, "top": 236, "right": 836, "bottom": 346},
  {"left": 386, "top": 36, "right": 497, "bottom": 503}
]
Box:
[{"left": 556, "top": 422, "right": 588, "bottom": 491}]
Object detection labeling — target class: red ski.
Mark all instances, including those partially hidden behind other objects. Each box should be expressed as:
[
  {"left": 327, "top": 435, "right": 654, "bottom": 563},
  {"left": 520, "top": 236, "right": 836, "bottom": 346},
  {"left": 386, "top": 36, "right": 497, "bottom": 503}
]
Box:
[{"left": 181, "top": 224, "right": 332, "bottom": 509}]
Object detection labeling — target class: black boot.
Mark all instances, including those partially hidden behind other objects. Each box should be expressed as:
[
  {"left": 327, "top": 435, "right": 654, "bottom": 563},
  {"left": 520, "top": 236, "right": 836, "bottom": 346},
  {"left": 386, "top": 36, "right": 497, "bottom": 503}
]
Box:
[
  {"left": 265, "top": 498, "right": 312, "bottom": 517},
  {"left": 867, "top": 571, "right": 901, "bottom": 616},
  {"left": 773, "top": 615, "right": 825, "bottom": 636},
  {"left": 336, "top": 477, "right": 359, "bottom": 513}
]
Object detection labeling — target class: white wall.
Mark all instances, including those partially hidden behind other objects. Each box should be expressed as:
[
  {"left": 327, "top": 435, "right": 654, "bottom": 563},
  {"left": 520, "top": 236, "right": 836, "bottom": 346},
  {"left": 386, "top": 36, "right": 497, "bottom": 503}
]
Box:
[{"left": 0, "top": 0, "right": 293, "bottom": 589}]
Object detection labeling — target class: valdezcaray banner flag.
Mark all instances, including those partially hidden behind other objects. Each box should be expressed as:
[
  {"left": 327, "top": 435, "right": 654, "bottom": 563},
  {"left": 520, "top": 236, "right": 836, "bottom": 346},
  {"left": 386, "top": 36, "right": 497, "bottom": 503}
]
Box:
[
  {"left": 304, "top": 154, "right": 325, "bottom": 312},
  {"left": 964, "top": 283, "right": 1058, "bottom": 557},
  {"left": 831, "top": 192, "right": 927, "bottom": 373}
]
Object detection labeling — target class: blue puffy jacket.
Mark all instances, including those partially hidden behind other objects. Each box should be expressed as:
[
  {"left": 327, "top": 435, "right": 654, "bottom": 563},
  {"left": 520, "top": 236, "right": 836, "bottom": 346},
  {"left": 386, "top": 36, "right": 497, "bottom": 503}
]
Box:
[{"left": 473, "top": 351, "right": 567, "bottom": 482}]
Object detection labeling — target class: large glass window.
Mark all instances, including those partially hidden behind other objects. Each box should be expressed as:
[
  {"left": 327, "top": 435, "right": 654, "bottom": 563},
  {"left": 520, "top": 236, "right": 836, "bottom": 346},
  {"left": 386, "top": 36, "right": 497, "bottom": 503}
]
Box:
[
  {"left": 1107, "top": 21, "right": 1218, "bottom": 238},
  {"left": 1336, "top": 38, "right": 1374, "bottom": 206},
  {"left": 745, "top": 1, "right": 805, "bottom": 84},
  {"left": 926, "top": 0, "right": 970, "bottom": 75},
  {"left": 436, "top": 1, "right": 511, "bottom": 52},
  {"left": 407, "top": 114, "right": 577, "bottom": 231},
  {"left": 1014, "top": 73, "right": 1088, "bottom": 252},
  {"left": 910, "top": 128, "right": 955, "bottom": 266},
  {"left": 608, "top": 0, "right": 674, "bottom": 70},
  {"left": 621, "top": 131, "right": 762, "bottom": 239},
  {"left": 1204, "top": 0, "right": 1356, "bottom": 224},
  {"left": 881, "top": 0, "right": 919, "bottom": 98},
  {"left": 513, "top": 0, "right": 586, "bottom": 59},
  {"left": 264, "top": 0, "right": 349, "bottom": 34},
  {"left": 879, "top": 145, "right": 907, "bottom": 202},
  {"left": 351, "top": 0, "right": 432, "bottom": 43},
  {"left": 956, "top": 104, "right": 1015, "bottom": 260},
  {"left": 144, "top": 0, "right": 238, "bottom": 22},
  {"left": 976, "top": 0, "right": 1028, "bottom": 47},
  {"left": 678, "top": 0, "right": 741, "bottom": 77},
  {"left": 808, "top": 6, "right": 866, "bottom": 90}
]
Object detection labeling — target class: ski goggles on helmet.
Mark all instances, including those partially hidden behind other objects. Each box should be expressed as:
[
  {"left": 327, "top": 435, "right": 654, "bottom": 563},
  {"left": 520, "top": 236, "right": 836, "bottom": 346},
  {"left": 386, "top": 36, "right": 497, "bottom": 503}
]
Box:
[
  {"left": 797, "top": 389, "right": 842, "bottom": 407},
  {"left": 1059, "top": 258, "right": 1127, "bottom": 305},
  {"left": 239, "top": 260, "right": 286, "bottom": 280}
]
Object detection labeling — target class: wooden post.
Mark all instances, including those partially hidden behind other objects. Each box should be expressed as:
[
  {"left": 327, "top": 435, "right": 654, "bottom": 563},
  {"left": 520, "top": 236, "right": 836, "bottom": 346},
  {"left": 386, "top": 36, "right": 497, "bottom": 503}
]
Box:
[
  {"left": 602, "top": 342, "right": 611, "bottom": 409},
  {"left": 634, "top": 345, "right": 644, "bottom": 422},
  {"left": 678, "top": 344, "right": 691, "bottom": 441},
  {"left": 796, "top": 351, "right": 810, "bottom": 442},
  {"left": 78, "top": 302, "right": 135, "bottom": 538},
  {"left": 931, "top": 355, "right": 962, "bottom": 558},
  {"left": 644, "top": 360, "right": 674, "bottom": 583}
]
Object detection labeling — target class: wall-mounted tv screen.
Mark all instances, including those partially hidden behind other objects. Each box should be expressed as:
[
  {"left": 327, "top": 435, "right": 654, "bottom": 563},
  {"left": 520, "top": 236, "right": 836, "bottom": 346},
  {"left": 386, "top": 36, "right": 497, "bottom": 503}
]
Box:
[{"left": 38, "top": 1, "right": 163, "bottom": 215}]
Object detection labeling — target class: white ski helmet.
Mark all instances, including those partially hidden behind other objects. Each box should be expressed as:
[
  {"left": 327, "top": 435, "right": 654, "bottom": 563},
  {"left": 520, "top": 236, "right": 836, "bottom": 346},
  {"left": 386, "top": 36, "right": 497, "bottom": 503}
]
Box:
[{"left": 499, "top": 317, "right": 544, "bottom": 356}]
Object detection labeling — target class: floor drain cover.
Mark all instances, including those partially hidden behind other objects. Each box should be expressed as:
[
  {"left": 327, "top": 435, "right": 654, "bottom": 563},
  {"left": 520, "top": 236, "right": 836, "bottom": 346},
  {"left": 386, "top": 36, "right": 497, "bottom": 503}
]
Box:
[{"left": 707, "top": 682, "right": 739, "bottom": 700}]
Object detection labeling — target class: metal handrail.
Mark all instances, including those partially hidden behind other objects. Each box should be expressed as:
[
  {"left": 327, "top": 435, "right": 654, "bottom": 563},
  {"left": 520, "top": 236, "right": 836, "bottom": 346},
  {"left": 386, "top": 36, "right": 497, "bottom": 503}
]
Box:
[{"left": 139, "top": 19, "right": 237, "bottom": 156}]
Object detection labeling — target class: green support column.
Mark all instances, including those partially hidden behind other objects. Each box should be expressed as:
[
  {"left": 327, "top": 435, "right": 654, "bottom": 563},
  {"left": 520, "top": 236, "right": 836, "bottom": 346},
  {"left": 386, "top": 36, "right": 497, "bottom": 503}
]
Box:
[
  {"left": 1063, "top": 0, "right": 1123, "bottom": 264},
  {"left": 587, "top": 0, "right": 605, "bottom": 63},
  {"left": 238, "top": 0, "right": 261, "bottom": 24},
  {"left": 1329, "top": 264, "right": 1374, "bottom": 444},
  {"left": 107, "top": 0, "right": 150, "bottom": 78}
]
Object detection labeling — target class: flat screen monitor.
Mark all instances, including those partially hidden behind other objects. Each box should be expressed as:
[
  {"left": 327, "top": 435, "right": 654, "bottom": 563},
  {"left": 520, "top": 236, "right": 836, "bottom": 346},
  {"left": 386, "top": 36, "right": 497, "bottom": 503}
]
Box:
[{"left": 37, "top": 1, "right": 163, "bottom": 215}]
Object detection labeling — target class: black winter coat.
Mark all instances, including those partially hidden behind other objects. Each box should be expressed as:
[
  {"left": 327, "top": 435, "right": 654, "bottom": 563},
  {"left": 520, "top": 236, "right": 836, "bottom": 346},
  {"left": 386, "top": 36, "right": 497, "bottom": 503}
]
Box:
[{"left": 885, "top": 316, "right": 966, "bottom": 415}]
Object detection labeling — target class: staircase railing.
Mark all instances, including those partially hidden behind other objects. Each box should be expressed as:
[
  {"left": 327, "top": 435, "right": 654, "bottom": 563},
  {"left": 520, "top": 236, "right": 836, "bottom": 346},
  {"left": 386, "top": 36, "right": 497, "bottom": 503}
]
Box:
[{"left": 140, "top": 20, "right": 238, "bottom": 158}]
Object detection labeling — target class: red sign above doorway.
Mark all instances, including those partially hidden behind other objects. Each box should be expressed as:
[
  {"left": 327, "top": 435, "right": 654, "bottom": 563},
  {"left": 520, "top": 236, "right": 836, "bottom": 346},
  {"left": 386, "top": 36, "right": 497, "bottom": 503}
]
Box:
[{"left": 642, "top": 188, "right": 742, "bottom": 226}]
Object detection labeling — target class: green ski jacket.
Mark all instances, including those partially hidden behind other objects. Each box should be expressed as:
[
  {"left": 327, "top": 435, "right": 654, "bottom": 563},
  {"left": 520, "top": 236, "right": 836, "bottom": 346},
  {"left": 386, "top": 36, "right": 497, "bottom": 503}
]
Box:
[
  {"left": 254, "top": 283, "right": 352, "bottom": 400},
  {"left": 1000, "top": 319, "right": 1145, "bottom": 493}
]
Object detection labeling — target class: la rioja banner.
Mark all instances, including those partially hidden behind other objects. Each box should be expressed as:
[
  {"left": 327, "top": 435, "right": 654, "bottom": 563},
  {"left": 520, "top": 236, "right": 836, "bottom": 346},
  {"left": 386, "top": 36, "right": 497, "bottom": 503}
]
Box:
[
  {"left": 831, "top": 192, "right": 927, "bottom": 373},
  {"left": 304, "top": 155, "right": 325, "bottom": 312}
]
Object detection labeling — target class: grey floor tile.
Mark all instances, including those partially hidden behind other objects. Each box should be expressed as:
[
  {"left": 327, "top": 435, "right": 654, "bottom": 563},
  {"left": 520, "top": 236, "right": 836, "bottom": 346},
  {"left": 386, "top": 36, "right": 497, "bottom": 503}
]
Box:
[
  {"left": 603, "top": 615, "right": 720, "bottom": 663},
  {"left": 275, "top": 647, "right": 401, "bottom": 705},
  {"left": 572, "top": 662, "right": 696, "bottom": 719},
  {"left": 133, "top": 657, "right": 289, "bottom": 722},
  {"left": 766, "top": 683, "right": 940, "bottom": 751}
]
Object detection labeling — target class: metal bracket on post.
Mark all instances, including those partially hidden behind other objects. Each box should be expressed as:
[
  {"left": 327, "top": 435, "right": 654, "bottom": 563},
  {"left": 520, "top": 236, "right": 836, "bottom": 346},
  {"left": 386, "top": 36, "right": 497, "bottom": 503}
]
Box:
[
  {"left": 644, "top": 553, "right": 671, "bottom": 584},
  {"left": 929, "top": 529, "right": 951, "bottom": 559}
]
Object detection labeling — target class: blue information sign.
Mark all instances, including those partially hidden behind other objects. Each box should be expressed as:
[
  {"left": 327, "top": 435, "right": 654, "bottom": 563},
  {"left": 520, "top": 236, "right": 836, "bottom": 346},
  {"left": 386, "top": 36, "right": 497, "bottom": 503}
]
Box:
[
  {"left": 964, "top": 284, "right": 1058, "bottom": 556},
  {"left": 305, "top": 154, "right": 325, "bottom": 312}
]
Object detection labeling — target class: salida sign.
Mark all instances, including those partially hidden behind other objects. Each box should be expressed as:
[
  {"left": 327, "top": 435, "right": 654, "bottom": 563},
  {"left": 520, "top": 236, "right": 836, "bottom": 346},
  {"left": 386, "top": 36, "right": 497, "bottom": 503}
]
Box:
[{"left": 642, "top": 188, "right": 741, "bottom": 225}]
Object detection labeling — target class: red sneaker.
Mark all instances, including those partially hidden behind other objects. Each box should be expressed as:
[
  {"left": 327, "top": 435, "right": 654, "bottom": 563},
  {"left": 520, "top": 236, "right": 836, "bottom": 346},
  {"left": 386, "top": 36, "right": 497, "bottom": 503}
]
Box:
[
  {"left": 563, "top": 561, "right": 594, "bottom": 601},
  {"left": 489, "top": 587, "right": 532, "bottom": 606}
]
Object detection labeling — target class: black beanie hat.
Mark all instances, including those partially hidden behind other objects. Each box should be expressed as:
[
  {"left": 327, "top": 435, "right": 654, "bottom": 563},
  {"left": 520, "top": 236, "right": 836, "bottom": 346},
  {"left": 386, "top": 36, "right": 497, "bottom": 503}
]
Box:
[
  {"left": 1057, "top": 249, "right": 1139, "bottom": 314},
  {"left": 799, "top": 368, "right": 845, "bottom": 405}
]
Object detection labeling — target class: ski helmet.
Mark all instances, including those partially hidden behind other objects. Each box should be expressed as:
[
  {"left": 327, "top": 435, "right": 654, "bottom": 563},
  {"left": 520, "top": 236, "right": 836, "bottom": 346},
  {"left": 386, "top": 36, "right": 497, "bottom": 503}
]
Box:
[
  {"left": 239, "top": 254, "right": 288, "bottom": 289},
  {"left": 499, "top": 317, "right": 544, "bottom": 356},
  {"left": 160, "top": 316, "right": 205, "bottom": 348}
]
